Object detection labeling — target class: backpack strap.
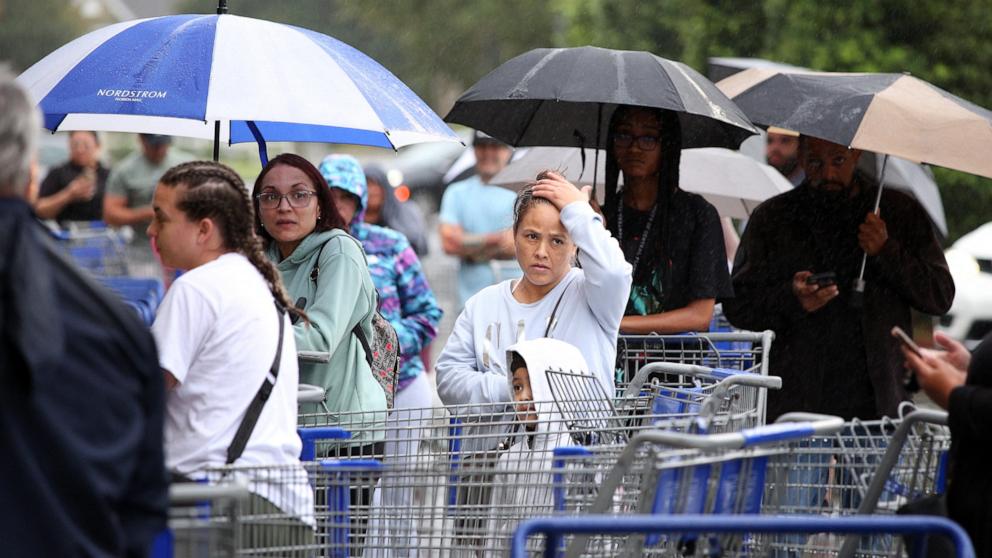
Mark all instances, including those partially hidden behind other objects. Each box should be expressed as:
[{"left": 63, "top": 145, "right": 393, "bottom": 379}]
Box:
[
  {"left": 226, "top": 301, "right": 285, "bottom": 466},
  {"left": 309, "top": 232, "right": 377, "bottom": 368},
  {"left": 352, "top": 323, "right": 374, "bottom": 368}
]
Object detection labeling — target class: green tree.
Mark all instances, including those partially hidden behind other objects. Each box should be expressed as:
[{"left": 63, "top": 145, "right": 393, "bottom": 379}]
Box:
[{"left": 0, "top": 0, "right": 86, "bottom": 71}]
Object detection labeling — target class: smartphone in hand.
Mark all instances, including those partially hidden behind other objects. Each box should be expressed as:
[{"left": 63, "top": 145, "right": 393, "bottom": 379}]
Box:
[
  {"left": 891, "top": 326, "right": 923, "bottom": 357},
  {"left": 805, "top": 271, "right": 837, "bottom": 288}
]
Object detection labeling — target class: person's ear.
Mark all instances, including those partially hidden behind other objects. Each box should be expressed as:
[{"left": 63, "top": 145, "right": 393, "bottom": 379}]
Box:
[{"left": 197, "top": 218, "right": 216, "bottom": 246}]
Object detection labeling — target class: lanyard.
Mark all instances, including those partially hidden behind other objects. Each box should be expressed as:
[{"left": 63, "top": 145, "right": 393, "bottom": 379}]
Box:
[{"left": 617, "top": 202, "right": 658, "bottom": 277}]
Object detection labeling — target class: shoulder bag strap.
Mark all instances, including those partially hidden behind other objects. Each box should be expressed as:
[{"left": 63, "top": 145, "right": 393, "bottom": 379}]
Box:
[
  {"left": 226, "top": 301, "right": 286, "bottom": 466},
  {"left": 544, "top": 278, "right": 574, "bottom": 337}
]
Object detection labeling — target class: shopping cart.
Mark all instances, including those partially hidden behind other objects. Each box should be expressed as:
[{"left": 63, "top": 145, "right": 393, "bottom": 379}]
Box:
[
  {"left": 619, "top": 361, "right": 781, "bottom": 432},
  {"left": 163, "top": 458, "right": 385, "bottom": 557},
  {"left": 550, "top": 413, "right": 845, "bottom": 557},
  {"left": 760, "top": 406, "right": 951, "bottom": 557},
  {"left": 615, "top": 330, "right": 775, "bottom": 388},
  {"left": 510, "top": 515, "right": 976, "bottom": 558},
  {"left": 834, "top": 408, "right": 951, "bottom": 558},
  {"left": 297, "top": 363, "right": 782, "bottom": 460},
  {"left": 50, "top": 221, "right": 129, "bottom": 276},
  {"left": 154, "top": 483, "right": 249, "bottom": 558},
  {"left": 298, "top": 368, "right": 783, "bottom": 556}
]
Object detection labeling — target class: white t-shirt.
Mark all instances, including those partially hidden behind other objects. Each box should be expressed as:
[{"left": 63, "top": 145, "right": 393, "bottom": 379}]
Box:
[{"left": 153, "top": 253, "right": 312, "bottom": 524}]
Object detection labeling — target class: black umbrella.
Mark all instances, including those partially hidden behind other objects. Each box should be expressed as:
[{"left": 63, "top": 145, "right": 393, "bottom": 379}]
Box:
[{"left": 445, "top": 46, "right": 759, "bottom": 151}]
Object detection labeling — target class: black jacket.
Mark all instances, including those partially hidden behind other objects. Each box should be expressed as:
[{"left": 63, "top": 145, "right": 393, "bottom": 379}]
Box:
[
  {"left": 0, "top": 198, "right": 167, "bottom": 557},
  {"left": 947, "top": 333, "right": 992, "bottom": 557},
  {"left": 723, "top": 180, "right": 954, "bottom": 420}
]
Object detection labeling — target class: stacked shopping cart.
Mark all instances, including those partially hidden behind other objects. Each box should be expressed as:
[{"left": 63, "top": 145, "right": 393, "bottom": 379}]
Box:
[{"left": 157, "top": 328, "right": 962, "bottom": 557}]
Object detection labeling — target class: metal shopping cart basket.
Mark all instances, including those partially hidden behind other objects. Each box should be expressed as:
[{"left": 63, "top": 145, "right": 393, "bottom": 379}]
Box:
[
  {"left": 615, "top": 330, "right": 775, "bottom": 397},
  {"left": 543, "top": 413, "right": 845, "bottom": 557},
  {"left": 759, "top": 405, "right": 951, "bottom": 557},
  {"left": 294, "top": 368, "right": 784, "bottom": 557},
  {"left": 163, "top": 457, "right": 385, "bottom": 558}
]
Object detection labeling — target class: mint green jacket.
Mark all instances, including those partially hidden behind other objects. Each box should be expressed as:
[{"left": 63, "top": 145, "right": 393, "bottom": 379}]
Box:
[{"left": 268, "top": 229, "right": 386, "bottom": 444}]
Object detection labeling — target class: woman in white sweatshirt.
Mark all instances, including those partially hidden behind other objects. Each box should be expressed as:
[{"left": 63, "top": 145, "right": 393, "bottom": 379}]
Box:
[{"left": 436, "top": 170, "right": 632, "bottom": 409}]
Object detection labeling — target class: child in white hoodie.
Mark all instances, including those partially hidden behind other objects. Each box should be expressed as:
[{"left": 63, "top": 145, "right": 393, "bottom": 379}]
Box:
[{"left": 484, "top": 338, "right": 604, "bottom": 556}]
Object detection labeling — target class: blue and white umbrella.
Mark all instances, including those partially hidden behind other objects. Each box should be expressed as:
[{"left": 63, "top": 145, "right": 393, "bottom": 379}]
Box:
[{"left": 16, "top": 13, "right": 460, "bottom": 160}]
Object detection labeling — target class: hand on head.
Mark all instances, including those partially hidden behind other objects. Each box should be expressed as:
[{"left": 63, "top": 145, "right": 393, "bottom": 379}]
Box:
[
  {"left": 530, "top": 171, "right": 591, "bottom": 211},
  {"left": 792, "top": 271, "right": 839, "bottom": 313}
]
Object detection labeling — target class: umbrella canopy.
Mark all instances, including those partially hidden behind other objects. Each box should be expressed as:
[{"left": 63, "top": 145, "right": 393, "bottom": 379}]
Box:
[
  {"left": 489, "top": 146, "right": 791, "bottom": 219},
  {"left": 717, "top": 69, "right": 992, "bottom": 180},
  {"left": 445, "top": 46, "right": 759, "bottom": 150},
  {"left": 16, "top": 14, "right": 459, "bottom": 154},
  {"left": 712, "top": 59, "right": 949, "bottom": 235}
]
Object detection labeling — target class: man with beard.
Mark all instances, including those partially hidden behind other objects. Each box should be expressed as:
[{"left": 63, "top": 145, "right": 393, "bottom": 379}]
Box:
[
  {"left": 723, "top": 136, "right": 954, "bottom": 420},
  {"left": 765, "top": 127, "right": 806, "bottom": 186}
]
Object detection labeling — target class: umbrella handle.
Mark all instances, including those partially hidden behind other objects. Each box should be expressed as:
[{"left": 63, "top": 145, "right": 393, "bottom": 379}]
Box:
[{"left": 851, "top": 154, "right": 889, "bottom": 307}]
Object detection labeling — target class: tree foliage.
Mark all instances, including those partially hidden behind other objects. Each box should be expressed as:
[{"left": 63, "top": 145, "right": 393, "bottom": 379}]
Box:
[{"left": 0, "top": 0, "right": 86, "bottom": 72}]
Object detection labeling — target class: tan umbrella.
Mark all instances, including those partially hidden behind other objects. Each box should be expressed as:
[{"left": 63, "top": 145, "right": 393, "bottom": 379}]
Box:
[
  {"left": 717, "top": 68, "right": 992, "bottom": 179},
  {"left": 717, "top": 68, "right": 992, "bottom": 302}
]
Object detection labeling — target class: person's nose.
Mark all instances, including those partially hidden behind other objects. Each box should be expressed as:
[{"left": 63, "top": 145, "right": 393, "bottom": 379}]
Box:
[
  {"left": 534, "top": 239, "right": 549, "bottom": 259},
  {"left": 276, "top": 195, "right": 293, "bottom": 211},
  {"left": 824, "top": 164, "right": 843, "bottom": 183}
]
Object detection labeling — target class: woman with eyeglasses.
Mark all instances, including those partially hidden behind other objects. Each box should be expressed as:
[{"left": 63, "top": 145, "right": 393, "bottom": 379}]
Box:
[
  {"left": 602, "top": 105, "right": 733, "bottom": 338},
  {"left": 253, "top": 153, "right": 386, "bottom": 452}
]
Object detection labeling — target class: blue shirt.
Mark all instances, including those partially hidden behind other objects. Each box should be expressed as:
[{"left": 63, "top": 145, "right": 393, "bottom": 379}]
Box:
[{"left": 439, "top": 175, "right": 519, "bottom": 306}]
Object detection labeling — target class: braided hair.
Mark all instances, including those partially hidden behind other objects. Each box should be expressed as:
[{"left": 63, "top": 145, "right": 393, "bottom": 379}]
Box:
[
  {"left": 603, "top": 106, "right": 682, "bottom": 288},
  {"left": 158, "top": 161, "right": 300, "bottom": 317}
]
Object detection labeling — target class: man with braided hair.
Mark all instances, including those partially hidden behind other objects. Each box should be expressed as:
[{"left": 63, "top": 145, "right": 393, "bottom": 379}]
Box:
[{"left": 148, "top": 161, "right": 315, "bottom": 553}]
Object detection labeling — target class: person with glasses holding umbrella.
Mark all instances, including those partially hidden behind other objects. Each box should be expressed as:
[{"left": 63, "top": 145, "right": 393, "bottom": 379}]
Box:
[{"left": 602, "top": 106, "right": 734, "bottom": 335}]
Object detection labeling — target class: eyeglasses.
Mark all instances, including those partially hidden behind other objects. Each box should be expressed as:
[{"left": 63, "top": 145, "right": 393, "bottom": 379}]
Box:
[
  {"left": 256, "top": 191, "right": 318, "bottom": 209},
  {"left": 614, "top": 133, "right": 661, "bottom": 151}
]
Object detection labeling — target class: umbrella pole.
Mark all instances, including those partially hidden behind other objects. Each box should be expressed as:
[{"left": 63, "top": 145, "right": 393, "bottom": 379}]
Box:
[
  {"left": 212, "top": 121, "right": 220, "bottom": 162},
  {"left": 592, "top": 104, "right": 602, "bottom": 202},
  {"left": 851, "top": 154, "right": 889, "bottom": 308}
]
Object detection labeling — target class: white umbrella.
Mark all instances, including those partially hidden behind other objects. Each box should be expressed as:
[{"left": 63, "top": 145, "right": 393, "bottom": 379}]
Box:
[{"left": 490, "top": 146, "right": 791, "bottom": 219}]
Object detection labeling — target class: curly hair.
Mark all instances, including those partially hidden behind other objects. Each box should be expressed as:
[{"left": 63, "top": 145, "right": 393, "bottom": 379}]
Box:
[{"left": 158, "top": 161, "right": 300, "bottom": 318}]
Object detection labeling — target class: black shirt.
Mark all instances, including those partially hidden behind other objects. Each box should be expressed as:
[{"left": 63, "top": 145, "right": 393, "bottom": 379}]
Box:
[
  {"left": 0, "top": 198, "right": 167, "bottom": 556},
  {"left": 39, "top": 161, "right": 109, "bottom": 222},
  {"left": 606, "top": 189, "right": 733, "bottom": 316}
]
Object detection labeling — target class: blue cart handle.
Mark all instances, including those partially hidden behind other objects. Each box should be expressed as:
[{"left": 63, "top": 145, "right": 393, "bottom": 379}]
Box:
[
  {"left": 514, "top": 514, "right": 975, "bottom": 558},
  {"left": 298, "top": 427, "right": 351, "bottom": 461}
]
